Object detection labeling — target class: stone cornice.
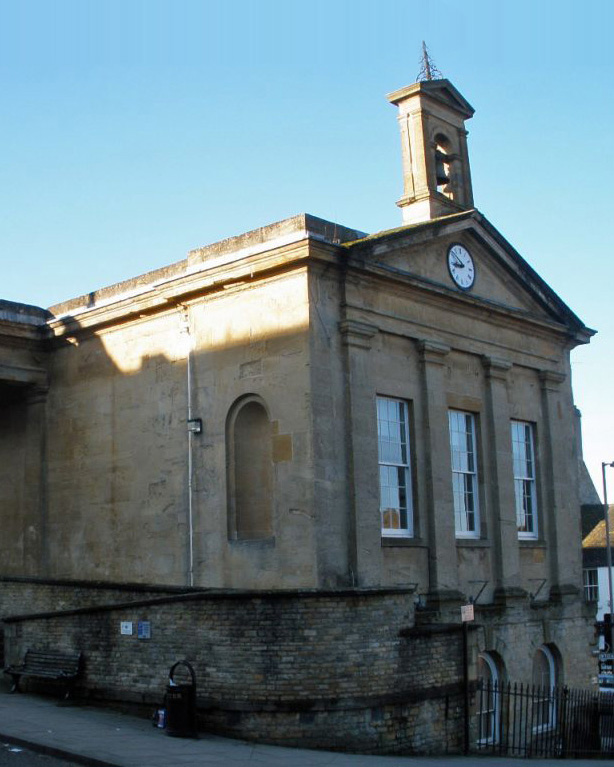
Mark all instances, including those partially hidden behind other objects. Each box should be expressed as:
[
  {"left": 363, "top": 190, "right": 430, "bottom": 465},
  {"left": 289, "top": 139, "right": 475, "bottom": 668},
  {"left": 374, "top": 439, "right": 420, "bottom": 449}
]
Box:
[
  {"left": 46, "top": 215, "right": 362, "bottom": 339},
  {"left": 341, "top": 281, "right": 572, "bottom": 363},
  {"left": 344, "top": 259, "right": 576, "bottom": 344},
  {"left": 0, "top": 363, "right": 48, "bottom": 389},
  {"left": 48, "top": 242, "right": 315, "bottom": 339},
  {"left": 0, "top": 319, "right": 50, "bottom": 347}
]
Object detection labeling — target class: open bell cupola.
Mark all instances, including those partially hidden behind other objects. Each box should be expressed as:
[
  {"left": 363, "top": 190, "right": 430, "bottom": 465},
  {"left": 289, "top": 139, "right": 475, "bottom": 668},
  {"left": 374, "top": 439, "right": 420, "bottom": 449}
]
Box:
[{"left": 387, "top": 77, "right": 475, "bottom": 224}]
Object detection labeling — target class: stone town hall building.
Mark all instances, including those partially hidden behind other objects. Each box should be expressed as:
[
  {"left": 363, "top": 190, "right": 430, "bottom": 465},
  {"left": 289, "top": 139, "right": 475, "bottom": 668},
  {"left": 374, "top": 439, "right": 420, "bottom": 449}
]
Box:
[{"left": 0, "top": 75, "right": 597, "bottom": 754}]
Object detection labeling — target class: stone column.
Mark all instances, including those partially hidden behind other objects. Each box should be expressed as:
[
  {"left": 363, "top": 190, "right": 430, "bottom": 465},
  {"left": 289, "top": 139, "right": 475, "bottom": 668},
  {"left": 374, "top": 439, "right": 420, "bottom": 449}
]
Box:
[
  {"left": 481, "top": 355, "right": 523, "bottom": 600},
  {"left": 340, "top": 319, "right": 382, "bottom": 587},
  {"left": 23, "top": 384, "right": 48, "bottom": 576},
  {"left": 539, "top": 369, "right": 579, "bottom": 599},
  {"left": 418, "top": 340, "right": 461, "bottom": 605}
]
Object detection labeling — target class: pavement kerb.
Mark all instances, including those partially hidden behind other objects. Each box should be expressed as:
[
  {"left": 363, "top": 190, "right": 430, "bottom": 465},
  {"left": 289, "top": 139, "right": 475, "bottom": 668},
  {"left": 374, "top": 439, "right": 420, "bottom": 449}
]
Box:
[
  {"left": 0, "top": 732, "right": 120, "bottom": 767},
  {"left": 3, "top": 690, "right": 614, "bottom": 767}
]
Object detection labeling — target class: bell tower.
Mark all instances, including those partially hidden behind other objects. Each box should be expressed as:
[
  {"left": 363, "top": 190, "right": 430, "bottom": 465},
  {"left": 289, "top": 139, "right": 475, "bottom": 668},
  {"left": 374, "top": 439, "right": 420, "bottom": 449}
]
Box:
[{"left": 387, "top": 50, "right": 475, "bottom": 225}]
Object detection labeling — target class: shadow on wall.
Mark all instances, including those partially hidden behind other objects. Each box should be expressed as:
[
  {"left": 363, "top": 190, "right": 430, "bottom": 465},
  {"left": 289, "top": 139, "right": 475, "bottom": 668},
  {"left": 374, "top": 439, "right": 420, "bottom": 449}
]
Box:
[{"left": 0, "top": 297, "right": 320, "bottom": 589}]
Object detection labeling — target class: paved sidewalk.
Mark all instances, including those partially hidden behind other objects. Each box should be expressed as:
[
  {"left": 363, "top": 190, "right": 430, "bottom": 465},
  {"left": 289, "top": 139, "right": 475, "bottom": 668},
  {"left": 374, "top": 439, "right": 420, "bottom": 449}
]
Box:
[{"left": 1, "top": 691, "right": 613, "bottom": 767}]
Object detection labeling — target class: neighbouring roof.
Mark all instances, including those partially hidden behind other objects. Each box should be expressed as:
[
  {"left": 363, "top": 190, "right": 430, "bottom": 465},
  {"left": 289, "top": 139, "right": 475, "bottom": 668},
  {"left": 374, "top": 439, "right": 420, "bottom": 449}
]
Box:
[
  {"left": 583, "top": 505, "right": 614, "bottom": 548},
  {"left": 583, "top": 505, "right": 612, "bottom": 569}
]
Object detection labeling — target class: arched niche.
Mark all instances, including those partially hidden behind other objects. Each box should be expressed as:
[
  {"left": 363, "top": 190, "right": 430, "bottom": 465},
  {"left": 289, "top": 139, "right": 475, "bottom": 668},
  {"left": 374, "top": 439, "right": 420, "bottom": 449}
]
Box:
[{"left": 226, "top": 395, "right": 273, "bottom": 541}]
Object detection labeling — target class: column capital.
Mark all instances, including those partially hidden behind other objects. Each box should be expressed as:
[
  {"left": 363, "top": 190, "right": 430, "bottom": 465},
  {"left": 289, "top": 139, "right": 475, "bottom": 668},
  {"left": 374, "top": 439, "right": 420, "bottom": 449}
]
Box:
[
  {"left": 481, "top": 355, "right": 512, "bottom": 380},
  {"left": 339, "top": 319, "right": 379, "bottom": 350},
  {"left": 539, "top": 369, "right": 566, "bottom": 391},
  {"left": 418, "top": 339, "right": 450, "bottom": 365}
]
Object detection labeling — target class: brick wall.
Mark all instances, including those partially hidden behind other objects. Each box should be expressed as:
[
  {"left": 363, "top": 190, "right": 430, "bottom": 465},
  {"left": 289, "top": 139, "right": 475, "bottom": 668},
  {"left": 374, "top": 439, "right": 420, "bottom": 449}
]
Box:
[
  {"left": 1, "top": 578, "right": 595, "bottom": 754},
  {"left": 0, "top": 576, "right": 185, "bottom": 619},
  {"left": 0, "top": 576, "right": 186, "bottom": 684},
  {"left": 2, "top": 583, "right": 465, "bottom": 755}
]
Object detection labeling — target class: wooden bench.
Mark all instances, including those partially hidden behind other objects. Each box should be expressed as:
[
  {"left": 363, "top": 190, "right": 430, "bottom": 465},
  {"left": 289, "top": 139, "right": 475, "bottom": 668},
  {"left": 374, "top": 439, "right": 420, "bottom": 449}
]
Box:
[{"left": 4, "top": 649, "right": 82, "bottom": 701}]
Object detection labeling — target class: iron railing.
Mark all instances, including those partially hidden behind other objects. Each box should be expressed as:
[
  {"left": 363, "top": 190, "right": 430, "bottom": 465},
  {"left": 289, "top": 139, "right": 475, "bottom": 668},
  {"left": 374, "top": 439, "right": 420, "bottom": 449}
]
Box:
[{"left": 475, "top": 681, "right": 614, "bottom": 758}]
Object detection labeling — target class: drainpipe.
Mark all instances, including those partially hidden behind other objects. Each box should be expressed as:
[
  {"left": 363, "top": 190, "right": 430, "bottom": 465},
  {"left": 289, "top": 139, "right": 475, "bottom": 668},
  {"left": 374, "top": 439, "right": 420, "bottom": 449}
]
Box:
[{"left": 179, "top": 306, "right": 195, "bottom": 588}]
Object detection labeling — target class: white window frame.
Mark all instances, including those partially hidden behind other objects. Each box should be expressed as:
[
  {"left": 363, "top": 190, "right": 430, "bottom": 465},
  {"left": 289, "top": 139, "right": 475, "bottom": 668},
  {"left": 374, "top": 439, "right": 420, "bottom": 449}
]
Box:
[
  {"left": 449, "top": 410, "right": 480, "bottom": 538},
  {"left": 511, "top": 420, "right": 538, "bottom": 539},
  {"left": 583, "top": 568, "right": 599, "bottom": 603},
  {"left": 477, "top": 652, "right": 500, "bottom": 745},
  {"left": 377, "top": 396, "right": 413, "bottom": 538},
  {"left": 532, "top": 645, "right": 557, "bottom": 733}
]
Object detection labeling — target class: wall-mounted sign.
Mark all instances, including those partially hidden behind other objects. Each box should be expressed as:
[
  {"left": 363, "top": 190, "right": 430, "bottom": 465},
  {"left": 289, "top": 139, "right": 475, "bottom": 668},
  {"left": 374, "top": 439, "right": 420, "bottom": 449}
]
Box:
[
  {"left": 138, "top": 620, "right": 151, "bottom": 640},
  {"left": 187, "top": 418, "right": 202, "bottom": 434},
  {"left": 460, "top": 604, "right": 474, "bottom": 623},
  {"left": 120, "top": 621, "right": 133, "bottom": 636}
]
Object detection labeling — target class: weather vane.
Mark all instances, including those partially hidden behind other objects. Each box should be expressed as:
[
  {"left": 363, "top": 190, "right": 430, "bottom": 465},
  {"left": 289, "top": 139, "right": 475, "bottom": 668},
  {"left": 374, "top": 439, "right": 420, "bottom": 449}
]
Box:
[{"left": 417, "top": 41, "right": 443, "bottom": 81}]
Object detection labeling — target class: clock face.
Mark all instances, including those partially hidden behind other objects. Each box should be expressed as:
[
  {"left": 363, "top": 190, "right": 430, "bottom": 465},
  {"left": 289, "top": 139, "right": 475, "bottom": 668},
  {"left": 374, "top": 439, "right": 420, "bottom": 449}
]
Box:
[{"left": 447, "top": 244, "right": 475, "bottom": 290}]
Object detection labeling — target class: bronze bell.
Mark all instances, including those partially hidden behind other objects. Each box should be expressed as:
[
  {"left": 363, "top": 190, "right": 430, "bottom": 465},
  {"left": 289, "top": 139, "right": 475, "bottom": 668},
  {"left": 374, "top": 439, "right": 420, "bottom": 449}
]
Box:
[{"left": 435, "top": 151, "right": 450, "bottom": 186}]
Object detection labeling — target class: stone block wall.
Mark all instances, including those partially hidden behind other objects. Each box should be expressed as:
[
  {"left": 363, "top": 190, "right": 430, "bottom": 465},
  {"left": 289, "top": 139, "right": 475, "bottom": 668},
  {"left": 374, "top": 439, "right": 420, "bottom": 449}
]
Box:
[{"left": 473, "top": 597, "right": 597, "bottom": 690}]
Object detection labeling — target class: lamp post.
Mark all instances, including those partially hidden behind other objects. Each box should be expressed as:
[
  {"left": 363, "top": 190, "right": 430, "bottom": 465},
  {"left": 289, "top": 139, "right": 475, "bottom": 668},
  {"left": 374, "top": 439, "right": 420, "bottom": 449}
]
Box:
[{"left": 602, "top": 461, "right": 614, "bottom": 621}]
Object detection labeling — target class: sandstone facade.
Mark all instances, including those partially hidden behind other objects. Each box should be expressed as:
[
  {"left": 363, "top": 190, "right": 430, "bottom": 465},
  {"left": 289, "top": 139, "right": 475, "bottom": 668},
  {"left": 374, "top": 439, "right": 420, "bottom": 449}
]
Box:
[{"left": 0, "top": 77, "right": 597, "bottom": 753}]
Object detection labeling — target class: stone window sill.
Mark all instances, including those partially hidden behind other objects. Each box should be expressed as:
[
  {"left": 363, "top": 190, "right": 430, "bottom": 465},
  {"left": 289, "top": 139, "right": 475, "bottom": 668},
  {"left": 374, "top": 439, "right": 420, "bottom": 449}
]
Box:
[
  {"left": 381, "top": 537, "right": 426, "bottom": 548},
  {"left": 228, "top": 536, "right": 276, "bottom": 548},
  {"left": 519, "top": 539, "right": 546, "bottom": 548}
]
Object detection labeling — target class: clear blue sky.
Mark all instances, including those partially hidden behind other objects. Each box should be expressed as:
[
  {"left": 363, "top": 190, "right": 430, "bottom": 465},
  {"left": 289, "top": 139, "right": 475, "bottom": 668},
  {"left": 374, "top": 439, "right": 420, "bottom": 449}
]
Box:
[{"left": 1, "top": 0, "right": 612, "bottom": 492}]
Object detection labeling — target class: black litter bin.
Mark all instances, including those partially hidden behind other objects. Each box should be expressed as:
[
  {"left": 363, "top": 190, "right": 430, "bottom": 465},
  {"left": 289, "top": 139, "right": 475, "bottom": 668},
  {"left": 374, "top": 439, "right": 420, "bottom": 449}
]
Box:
[{"left": 165, "top": 660, "right": 198, "bottom": 738}]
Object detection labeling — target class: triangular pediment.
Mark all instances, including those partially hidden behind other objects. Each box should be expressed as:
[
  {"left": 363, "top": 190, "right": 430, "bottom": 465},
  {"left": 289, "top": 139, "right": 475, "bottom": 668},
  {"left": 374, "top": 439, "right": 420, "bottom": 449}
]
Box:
[
  {"left": 387, "top": 79, "right": 474, "bottom": 119},
  {"left": 419, "top": 79, "right": 475, "bottom": 118},
  {"left": 344, "top": 211, "right": 592, "bottom": 344}
]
